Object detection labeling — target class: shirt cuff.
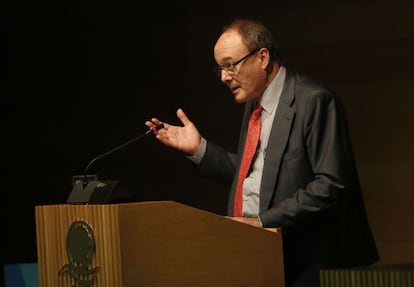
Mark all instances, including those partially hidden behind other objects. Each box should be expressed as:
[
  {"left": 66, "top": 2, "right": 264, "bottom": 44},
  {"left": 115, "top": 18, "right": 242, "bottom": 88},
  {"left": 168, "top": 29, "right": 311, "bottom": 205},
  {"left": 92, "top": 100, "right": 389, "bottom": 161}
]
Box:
[
  {"left": 186, "top": 137, "right": 207, "bottom": 165},
  {"left": 257, "top": 215, "right": 264, "bottom": 228}
]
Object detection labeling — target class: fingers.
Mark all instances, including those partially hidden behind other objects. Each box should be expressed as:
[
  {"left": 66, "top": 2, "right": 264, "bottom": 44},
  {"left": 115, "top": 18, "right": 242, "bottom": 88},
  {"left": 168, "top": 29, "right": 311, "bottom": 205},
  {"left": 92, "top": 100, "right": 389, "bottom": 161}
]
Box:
[
  {"left": 176, "top": 108, "right": 191, "bottom": 126},
  {"left": 145, "top": 118, "right": 163, "bottom": 128},
  {"left": 147, "top": 109, "right": 189, "bottom": 129}
]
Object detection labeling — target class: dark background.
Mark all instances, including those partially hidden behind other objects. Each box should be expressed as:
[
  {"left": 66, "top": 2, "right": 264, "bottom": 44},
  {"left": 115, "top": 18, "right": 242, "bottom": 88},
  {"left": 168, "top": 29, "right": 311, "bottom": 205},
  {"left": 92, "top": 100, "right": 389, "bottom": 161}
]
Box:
[
  {"left": 3, "top": 0, "right": 414, "bottom": 285},
  {"left": 2, "top": 0, "right": 254, "bottom": 271}
]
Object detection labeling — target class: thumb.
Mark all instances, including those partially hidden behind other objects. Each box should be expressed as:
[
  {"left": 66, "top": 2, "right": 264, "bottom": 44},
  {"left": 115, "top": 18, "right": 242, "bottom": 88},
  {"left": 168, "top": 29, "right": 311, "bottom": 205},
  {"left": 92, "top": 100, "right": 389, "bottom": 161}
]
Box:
[{"left": 176, "top": 108, "right": 192, "bottom": 126}]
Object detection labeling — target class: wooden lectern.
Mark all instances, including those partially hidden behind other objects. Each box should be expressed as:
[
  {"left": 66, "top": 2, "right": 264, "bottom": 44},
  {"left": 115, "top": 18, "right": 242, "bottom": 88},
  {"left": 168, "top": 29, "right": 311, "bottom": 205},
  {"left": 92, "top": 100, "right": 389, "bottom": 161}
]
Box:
[{"left": 35, "top": 201, "right": 285, "bottom": 287}]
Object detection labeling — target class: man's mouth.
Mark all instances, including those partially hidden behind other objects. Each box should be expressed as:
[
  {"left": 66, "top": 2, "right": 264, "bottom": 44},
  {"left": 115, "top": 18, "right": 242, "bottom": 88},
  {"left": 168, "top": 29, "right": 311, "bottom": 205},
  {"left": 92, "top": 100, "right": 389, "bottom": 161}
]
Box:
[{"left": 231, "top": 86, "right": 240, "bottom": 93}]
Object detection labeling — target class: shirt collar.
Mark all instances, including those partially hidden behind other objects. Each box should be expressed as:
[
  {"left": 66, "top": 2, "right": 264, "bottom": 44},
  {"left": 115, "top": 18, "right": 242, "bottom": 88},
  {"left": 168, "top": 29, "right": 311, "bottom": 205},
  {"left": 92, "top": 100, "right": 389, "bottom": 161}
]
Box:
[{"left": 260, "top": 65, "right": 286, "bottom": 114}]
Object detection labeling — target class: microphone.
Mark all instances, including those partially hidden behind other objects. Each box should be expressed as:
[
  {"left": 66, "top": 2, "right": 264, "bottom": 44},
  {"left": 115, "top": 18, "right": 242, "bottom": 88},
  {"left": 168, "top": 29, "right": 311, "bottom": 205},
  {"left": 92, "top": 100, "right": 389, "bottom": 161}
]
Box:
[{"left": 82, "top": 124, "right": 164, "bottom": 185}]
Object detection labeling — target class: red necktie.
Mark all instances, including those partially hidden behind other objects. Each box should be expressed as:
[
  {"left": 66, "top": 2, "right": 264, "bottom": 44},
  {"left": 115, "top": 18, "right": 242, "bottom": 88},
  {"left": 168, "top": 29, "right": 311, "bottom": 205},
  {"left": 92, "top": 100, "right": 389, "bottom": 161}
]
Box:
[{"left": 233, "top": 103, "right": 263, "bottom": 217}]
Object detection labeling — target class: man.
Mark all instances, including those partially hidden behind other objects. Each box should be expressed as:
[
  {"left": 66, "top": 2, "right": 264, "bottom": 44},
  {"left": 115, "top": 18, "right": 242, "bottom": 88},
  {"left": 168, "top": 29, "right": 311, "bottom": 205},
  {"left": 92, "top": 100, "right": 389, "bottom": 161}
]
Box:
[{"left": 146, "top": 18, "right": 379, "bottom": 287}]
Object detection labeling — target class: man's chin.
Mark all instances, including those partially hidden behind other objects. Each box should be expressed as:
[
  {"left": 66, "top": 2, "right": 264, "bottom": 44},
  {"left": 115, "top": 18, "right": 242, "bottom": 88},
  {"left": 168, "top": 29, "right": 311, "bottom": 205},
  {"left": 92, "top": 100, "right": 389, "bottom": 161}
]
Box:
[{"left": 233, "top": 94, "right": 246, "bottom": 103}]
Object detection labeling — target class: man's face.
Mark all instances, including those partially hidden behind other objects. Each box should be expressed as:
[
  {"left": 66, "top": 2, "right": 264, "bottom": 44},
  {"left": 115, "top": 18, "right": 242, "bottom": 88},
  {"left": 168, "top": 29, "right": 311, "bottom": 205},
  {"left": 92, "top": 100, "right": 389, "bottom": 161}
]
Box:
[{"left": 213, "top": 30, "right": 266, "bottom": 103}]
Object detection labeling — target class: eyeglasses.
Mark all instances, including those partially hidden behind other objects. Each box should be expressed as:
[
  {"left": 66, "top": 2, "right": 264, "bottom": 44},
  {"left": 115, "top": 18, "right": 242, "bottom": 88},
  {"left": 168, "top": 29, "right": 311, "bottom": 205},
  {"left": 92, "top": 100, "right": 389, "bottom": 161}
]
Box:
[{"left": 213, "top": 48, "right": 259, "bottom": 78}]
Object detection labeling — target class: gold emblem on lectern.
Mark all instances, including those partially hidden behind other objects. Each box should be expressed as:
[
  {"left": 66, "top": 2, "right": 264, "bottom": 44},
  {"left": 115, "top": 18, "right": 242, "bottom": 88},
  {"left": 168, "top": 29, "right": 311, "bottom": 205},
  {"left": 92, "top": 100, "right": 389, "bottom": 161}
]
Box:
[{"left": 59, "top": 221, "right": 100, "bottom": 287}]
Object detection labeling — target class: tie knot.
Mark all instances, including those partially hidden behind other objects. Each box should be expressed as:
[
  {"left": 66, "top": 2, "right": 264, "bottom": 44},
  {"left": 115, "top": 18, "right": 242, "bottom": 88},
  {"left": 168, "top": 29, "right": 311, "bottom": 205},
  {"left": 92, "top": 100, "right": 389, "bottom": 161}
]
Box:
[{"left": 252, "top": 103, "right": 263, "bottom": 118}]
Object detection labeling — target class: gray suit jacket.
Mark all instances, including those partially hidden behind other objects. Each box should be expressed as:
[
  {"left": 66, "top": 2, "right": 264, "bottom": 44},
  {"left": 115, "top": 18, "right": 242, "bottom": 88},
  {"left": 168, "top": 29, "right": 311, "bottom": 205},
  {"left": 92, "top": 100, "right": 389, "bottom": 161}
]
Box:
[{"left": 195, "top": 68, "right": 379, "bottom": 281}]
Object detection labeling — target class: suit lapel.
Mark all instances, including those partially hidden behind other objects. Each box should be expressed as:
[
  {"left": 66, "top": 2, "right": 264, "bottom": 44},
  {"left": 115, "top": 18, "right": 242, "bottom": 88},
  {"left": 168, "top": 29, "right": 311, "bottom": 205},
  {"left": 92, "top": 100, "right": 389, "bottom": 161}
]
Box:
[{"left": 260, "top": 69, "right": 296, "bottom": 212}]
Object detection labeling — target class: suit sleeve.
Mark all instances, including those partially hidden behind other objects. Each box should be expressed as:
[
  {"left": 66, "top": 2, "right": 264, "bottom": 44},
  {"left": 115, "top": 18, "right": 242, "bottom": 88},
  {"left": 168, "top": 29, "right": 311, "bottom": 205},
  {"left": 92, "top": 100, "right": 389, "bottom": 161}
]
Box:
[{"left": 194, "top": 141, "right": 238, "bottom": 186}]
